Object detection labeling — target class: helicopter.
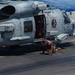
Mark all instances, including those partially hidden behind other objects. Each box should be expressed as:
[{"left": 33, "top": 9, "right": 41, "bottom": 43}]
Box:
[{"left": 0, "top": 0, "right": 74, "bottom": 47}]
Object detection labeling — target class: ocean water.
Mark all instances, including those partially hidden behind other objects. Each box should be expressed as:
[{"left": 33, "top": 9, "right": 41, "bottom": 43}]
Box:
[{"left": 37, "top": 0, "right": 75, "bottom": 11}]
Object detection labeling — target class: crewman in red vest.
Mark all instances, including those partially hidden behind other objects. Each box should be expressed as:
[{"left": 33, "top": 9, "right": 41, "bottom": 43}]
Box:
[
  {"left": 42, "top": 39, "right": 55, "bottom": 55},
  {"left": 42, "top": 39, "right": 61, "bottom": 55}
]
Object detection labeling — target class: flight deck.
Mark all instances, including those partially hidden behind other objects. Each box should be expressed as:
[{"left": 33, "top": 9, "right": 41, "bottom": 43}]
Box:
[{"left": 0, "top": 36, "right": 75, "bottom": 75}]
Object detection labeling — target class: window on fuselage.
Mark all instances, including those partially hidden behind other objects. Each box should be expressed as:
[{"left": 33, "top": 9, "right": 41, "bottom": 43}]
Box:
[
  {"left": 24, "top": 21, "right": 33, "bottom": 32},
  {"left": 62, "top": 12, "right": 71, "bottom": 24}
]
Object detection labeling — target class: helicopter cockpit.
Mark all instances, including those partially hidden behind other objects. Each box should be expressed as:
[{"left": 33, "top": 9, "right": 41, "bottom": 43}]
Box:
[{"left": 62, "top": 12, "right": 71, "bottom": 24}]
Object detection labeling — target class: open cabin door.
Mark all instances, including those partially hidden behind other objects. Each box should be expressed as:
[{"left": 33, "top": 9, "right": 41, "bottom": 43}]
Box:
[{"left": 34, "top": 15, "right": 46, "bottom": 39}]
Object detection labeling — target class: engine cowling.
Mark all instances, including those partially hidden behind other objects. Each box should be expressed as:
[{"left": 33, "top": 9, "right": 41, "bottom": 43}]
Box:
[{"left": 0, "top": 1, "right": 48, "bottom": 16}]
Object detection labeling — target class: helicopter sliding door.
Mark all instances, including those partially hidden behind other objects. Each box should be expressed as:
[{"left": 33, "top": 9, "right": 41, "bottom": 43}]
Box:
[{"left": 34, "top": 15, "right": 46, "bottom": 39}]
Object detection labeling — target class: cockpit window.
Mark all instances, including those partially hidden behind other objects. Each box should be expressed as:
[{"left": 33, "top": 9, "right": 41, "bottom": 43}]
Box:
[{"left": 62, "top": 12, "right": 71, "bottom": 24}]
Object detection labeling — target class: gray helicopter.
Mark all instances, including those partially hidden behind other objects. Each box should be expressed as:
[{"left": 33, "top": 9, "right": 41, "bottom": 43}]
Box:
[{"left": 0, "top": 0, "right": 74, "bottom": 46}]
